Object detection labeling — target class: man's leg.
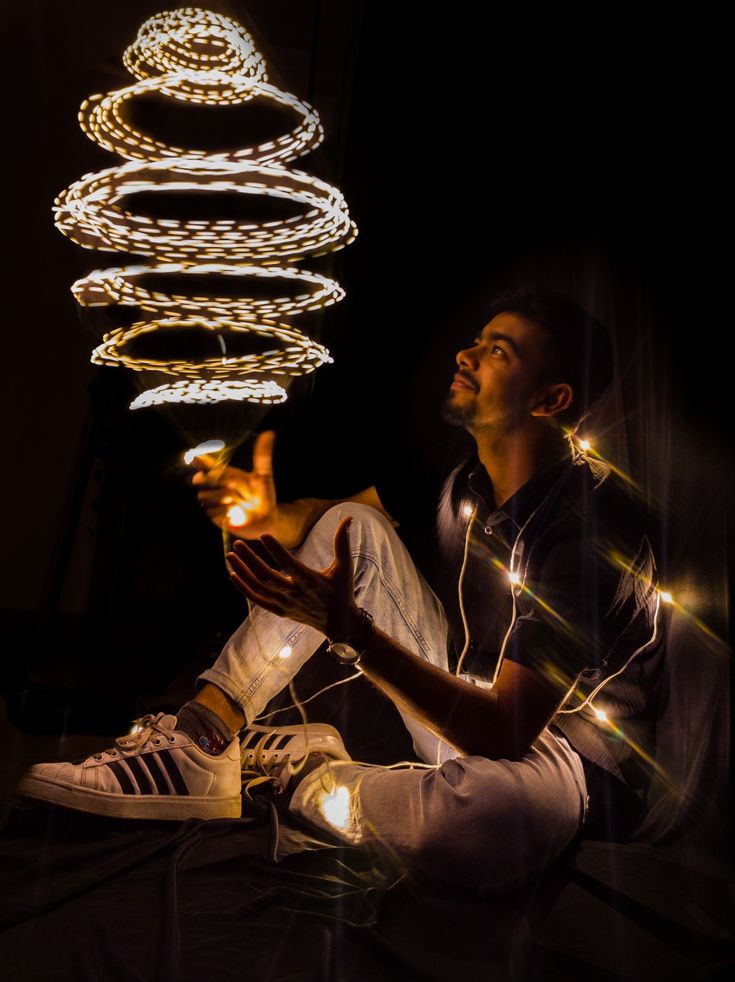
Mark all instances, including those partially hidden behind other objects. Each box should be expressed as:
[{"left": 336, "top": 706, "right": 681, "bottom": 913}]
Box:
[
  {"left": 192, "top": 501, "right": 466, "bottom": 766},
  {"left": 194, "top": 501, "right": 589, "bottom": 894},
  {"left": 17, "top": 502, "right": 463, "bottom": 818},
  {"left": 287, "top": 727, "right": 589, "bottom": 896}
]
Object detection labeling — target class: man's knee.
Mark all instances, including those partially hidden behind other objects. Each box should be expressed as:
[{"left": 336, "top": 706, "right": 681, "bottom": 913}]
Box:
[
  {"left": 410, "top": 757, "right": 583, "bottom": 894},
  {"left": 313, "top": 501, "right": 395, "bottom": 536}
]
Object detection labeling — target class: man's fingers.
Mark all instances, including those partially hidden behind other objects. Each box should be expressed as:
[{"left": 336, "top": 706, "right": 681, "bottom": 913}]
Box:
[
  {"left": 190, "top": 453, "right": 219, "bottom": 471},
  {"left": 257, "top": 533, "right": 310, "bottom": 579},
  {"left": 334, "top": 515, "right": 354, "bottom": 569},
  {"left": 231, "top": 539, "right": 295, "bottom": 587},
  {"left": 228, "top": 570, "right": 284, "bottom": 614},
  {"left": 226, "top": 550, "right": 280, "bottom": 594},
  {"left": 252, "top": 429, "right": 276, "bottom": 477},
  {"left": 191, "top": 454, "right": 227, "bottom": 485},
  {"left": 192, "top": 470, "right": 227, "bottom": 488}
]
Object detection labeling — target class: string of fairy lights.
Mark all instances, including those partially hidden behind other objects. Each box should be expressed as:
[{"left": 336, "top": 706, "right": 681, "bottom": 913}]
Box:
[{"left": 55, "top": 6, "right": 357, "bottom": 409}]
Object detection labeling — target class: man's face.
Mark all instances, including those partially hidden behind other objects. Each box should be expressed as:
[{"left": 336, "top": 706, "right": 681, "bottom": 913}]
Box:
[{"left": 439, "top": 311, "right": 553, "bottom": 436}]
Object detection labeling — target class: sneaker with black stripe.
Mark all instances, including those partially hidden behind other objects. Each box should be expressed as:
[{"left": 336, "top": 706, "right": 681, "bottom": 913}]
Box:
[
  {"left": 239, "top": 722, "right": 352, "bottom": 801},
  {"left": 16, "top": 711, "right": 242, "bottom": 820}
]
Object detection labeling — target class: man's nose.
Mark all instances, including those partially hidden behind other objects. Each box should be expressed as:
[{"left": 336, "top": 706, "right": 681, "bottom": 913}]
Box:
[{"left": 456, "top": 343, "right": 478, "bottom": 368}]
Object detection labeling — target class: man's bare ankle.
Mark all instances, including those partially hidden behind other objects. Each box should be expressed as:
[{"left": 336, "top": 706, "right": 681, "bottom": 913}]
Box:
[{"left": 193, "top": 683, "right": 246, "bottom": 734}]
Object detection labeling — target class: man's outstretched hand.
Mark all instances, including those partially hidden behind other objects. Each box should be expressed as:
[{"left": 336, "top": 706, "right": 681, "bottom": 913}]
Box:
[
  {"left": 225, "top": 515, "right": 361, "bottom": 640},
  {"left": 191, "top": 429, "right": 278, "bottom": 537}
]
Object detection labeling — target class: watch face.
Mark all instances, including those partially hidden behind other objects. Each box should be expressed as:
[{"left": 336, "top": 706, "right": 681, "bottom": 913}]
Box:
[{"left": 330, "top": 642, "right": 359, "bottom": 663}]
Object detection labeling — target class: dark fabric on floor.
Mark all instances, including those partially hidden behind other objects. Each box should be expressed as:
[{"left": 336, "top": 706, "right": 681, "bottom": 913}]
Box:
[{"left": 1, "top": 792, "right": 732, "bottom": 982}]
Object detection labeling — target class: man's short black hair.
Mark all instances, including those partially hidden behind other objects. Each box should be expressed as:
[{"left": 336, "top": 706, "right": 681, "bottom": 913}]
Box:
[{"left": 484, "top": 286, "right": 614, "bottom": 432}]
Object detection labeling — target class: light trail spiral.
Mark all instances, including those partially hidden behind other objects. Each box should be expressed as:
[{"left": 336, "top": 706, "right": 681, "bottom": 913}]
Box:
[{"left": 54, "top": 7, "right": 358, "bottom": 408}]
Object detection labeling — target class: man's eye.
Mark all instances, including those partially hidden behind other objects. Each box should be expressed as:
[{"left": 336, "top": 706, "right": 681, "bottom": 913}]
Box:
[{"left": 472, "top": 338, "right": 505, "bottom": 357}]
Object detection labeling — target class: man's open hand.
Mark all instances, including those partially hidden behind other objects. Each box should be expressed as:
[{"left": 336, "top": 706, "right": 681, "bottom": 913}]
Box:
[{"left": 226, "top": 514, "right": 360, "bottom": 639}]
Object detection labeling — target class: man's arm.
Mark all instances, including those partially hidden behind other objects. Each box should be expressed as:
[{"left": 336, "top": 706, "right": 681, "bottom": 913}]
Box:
[
  {"left": 346, "top": 613, "right": 564, "bottom": 760},
  {"left": 228, "top": 502, "right": 561, "bottom": 758}
]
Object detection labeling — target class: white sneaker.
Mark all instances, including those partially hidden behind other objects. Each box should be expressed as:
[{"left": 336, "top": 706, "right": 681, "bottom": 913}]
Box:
[
  {"left": 16, "top": 711, "right": 243, "bottom": 820},
  {"left": 239, "top": 722, "right": 351, "bottom": 800}
]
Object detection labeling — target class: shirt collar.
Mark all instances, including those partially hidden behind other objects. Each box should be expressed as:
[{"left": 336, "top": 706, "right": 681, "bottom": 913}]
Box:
[{"left": 466, "top": 447, "right": 572, "bottom": 532}]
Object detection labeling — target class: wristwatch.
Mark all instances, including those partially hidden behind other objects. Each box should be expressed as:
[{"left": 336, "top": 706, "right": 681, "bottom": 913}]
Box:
[{"left": 325, "top": 607, "right": 375, "bottom": 666}]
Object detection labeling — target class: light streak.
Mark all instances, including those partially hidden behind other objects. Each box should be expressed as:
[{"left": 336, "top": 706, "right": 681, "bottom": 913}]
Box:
[
  {"left": 91, "top": 317, "right": 332, "bottom": 376},
  {"left": 130, "top": 378, "right": 287, "bottom": 408},
  {"left": 183, "top": 438, "right": 225, "bottom": 464},
  {"left": 54, "top": 7, "right": 357, "bottom": 407}
]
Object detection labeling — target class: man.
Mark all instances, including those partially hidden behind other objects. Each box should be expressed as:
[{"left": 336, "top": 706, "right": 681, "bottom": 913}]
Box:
[{"left": 17, "top": 287, "right": 663, "bottom": 895}]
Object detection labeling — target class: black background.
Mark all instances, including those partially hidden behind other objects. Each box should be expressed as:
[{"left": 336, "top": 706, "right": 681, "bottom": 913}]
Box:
[{"left": 0, "top": 0, "right": 730, "bottom": 708}]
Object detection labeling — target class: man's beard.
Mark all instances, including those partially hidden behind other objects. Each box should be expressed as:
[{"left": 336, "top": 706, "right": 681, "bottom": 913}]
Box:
[
  {"left": 439, "top": 390, "right": 475, "bottom": 429},
  {"left": 439, "top": 389, "right": 521, "bottom": 438}
]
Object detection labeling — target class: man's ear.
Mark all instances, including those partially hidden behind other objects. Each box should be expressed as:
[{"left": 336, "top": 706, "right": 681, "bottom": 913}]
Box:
[{"left": 531, "top": 383, "right": 574, "bottom": 418}]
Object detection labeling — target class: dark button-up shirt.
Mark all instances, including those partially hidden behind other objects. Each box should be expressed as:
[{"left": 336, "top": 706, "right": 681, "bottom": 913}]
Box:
[{"left": 374, "top": 436, "right": 666, "bottom": 794}]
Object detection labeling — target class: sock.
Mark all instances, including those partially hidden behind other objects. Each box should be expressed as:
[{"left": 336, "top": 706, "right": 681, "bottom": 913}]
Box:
[{"left": 175, "top": 700, "right": 236, "bottom": 756}]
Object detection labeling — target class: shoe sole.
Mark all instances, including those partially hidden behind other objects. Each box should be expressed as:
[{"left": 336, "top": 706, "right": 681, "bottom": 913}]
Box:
[{"left": 17, "top": 775, "right": 242, "bottom": 821}]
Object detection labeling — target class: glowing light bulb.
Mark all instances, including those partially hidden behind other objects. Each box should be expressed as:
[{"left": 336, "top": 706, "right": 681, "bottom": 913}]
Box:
[
  {"left": 594, "top": 707, "right": 608, "bottom": 722},
  {"left": 579, "top": 439, "right": 591, "bottom": 452},
  {"left": 319, "top": 785, "right": 351, "bottom": 830},
  {"left": 227, "top": 505, "right": 248, "bottom": 527},
  {"left": 183, "top": 438, "right": 225, "bottom": 465},
  {"left": 278, "top": 645, "right": 292, "bottom": 659},
  {"left": 462, "top": 503, "right": 473, "bottom": 517},
  {"left": 659, "top": 590, "right": 673, "bottom": 604},
  {"left": 508, "top": 570, "right": 521, "bottom": 586}
]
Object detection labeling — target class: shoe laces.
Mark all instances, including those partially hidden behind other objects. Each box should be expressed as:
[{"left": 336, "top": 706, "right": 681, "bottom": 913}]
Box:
[
  {"left": 92, "top": 712, "right": 175, "bottom": 760},
  {"left": 241, "top": 731, "right": 293, "bottom": 800},
  {"left": 240, "top": 729, "right": 330, "bottom": 801}
]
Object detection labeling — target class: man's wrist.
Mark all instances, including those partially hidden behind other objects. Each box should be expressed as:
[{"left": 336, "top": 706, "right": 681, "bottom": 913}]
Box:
[
  {"left": 325, "top": 605, "right": 375, "bottom": 666},
  {"left": 325, "top": 602, "right": 365, "bottom": 645}
]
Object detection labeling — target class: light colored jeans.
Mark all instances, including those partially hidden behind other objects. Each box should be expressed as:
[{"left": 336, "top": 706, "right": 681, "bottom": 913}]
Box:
[{"left": 195, "top": 503, "right": 589, "bottom": 895}]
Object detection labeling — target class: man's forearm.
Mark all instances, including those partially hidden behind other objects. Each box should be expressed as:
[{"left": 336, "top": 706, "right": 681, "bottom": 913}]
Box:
[{"left": 352, "top": 621, "right": 515, "bottom": 760}]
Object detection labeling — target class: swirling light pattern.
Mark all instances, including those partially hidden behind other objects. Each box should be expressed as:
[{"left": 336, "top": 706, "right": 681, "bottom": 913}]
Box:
[
  {"left": 54, "top": 7, "right": 357, "bottom": 408},
  {"left": 129, "top": 378, "right": 287, "bottom": 408}
]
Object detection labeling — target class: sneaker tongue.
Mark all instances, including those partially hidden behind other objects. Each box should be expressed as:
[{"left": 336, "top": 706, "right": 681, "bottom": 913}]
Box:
[{"left": 158, "top": 714, "right": 178, "bottom": 732}]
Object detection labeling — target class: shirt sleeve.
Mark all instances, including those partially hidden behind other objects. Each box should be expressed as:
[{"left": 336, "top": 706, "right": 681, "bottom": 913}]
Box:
[{"left": 502, "top": 513, "right": 659, "bottom": 696}]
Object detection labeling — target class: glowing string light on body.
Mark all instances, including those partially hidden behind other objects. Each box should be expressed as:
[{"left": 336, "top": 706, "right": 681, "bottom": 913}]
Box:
[
  {"left": 53, "top": 7, "right": 358, "bottom": 407},
  {"left": 453, "top": 436, "right": 663, "bottom": 730}
]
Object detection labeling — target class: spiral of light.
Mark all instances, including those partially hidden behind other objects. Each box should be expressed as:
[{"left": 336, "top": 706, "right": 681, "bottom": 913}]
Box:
[{"left": 54, "top": 7, "right": 357, "bottom": 408}]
